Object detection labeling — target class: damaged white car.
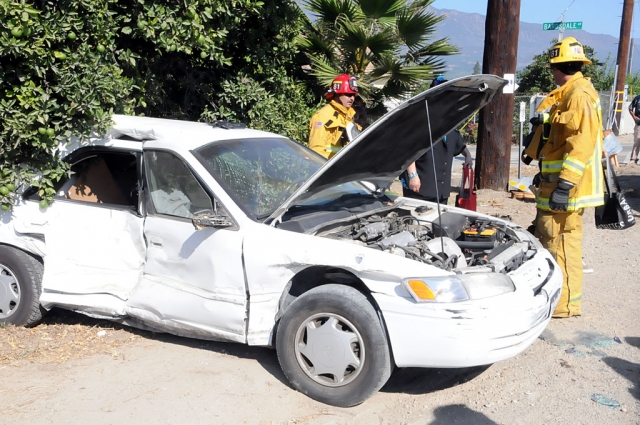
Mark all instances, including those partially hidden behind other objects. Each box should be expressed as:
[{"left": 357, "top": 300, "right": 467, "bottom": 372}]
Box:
[{"left": 0, "top": 75, "right": 561, "bottom": 406}]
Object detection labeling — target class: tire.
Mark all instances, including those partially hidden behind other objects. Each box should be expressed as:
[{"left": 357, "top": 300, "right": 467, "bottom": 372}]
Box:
[
  {"left": 276, "top": 284, "right": 392, "bottom": 407},
  {"left": 0, "top": 245, "right": 45, "bottom": 327}
]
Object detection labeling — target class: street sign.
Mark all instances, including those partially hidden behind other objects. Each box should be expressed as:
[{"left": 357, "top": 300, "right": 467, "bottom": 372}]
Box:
[
  {"left": 543, "top": 21, "right": 583, "bottom": 31},
  {"left": 519, "top": 102, "right": 526, "bottom": 123}
]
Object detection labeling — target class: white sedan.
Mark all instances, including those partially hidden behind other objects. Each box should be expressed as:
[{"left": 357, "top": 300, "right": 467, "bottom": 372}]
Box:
[{"left": 0, "top": 75, "right": 561, "bottom": 406}]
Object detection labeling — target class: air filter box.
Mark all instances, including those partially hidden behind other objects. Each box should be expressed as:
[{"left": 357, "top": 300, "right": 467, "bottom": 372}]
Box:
[{"left": 431, "top": 212, "right": 467, "bottom": 240}]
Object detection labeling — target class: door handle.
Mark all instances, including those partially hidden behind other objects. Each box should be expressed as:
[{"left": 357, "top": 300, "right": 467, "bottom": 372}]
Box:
[{"left": 148, "top": 236, "right": 163, "bottom": 247}]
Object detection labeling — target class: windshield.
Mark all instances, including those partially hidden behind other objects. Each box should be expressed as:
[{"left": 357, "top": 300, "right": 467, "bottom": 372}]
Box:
[
  {"left": 194, "top": 137, "right": 325, "bottom": 218},
  {"left": 293, "top": 183, "right": 372, "bottom": 208}
]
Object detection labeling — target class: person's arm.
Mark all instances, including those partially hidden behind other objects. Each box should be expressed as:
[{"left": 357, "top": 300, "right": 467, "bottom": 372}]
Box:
[
  {"left": 406, "top": 162, "right": 420, "bottom": 192},
  {"left": 461, "top": 147, "right": 473, "bottom": 168},
  {"left": 629, "top": 98, "right": 640, "bottom": 124},
  {"left": 558, "top": 96, "right": 599, "bottom": 186},
  {"left": 451, "top": 131, "right": 471, "bottom": 167}
]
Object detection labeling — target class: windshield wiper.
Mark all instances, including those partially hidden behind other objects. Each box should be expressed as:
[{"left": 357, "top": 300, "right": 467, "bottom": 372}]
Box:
[{"left": 256, "top": 211, "right": 275, "bottom": 220}]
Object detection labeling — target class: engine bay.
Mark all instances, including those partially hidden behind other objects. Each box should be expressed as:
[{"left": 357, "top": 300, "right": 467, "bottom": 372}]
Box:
[{"left": 314, "top": 205, "right": 534, "bottom": 273}]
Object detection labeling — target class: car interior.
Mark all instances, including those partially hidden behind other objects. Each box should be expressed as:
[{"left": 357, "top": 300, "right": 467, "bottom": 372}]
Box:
[{"left": 43, "top": 151, "right": 139, "bottom": 210}]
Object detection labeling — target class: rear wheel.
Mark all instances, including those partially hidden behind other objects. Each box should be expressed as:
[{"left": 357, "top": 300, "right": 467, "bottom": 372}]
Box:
[
  {"left": 0, "top": 245, "right": 44, "bottom": 327},
  {"left": 276, "top": 284, "right": 392, "bottom": 407}
]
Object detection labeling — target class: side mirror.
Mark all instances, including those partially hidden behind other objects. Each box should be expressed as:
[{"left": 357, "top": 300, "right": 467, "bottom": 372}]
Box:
[{"left": 191, "top": 210, "right": 234, "bottom": 230}]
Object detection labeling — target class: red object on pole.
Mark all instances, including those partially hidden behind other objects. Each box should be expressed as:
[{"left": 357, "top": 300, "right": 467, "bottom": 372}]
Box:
[{"left": 456, "top": 166, "right": 477, "bottom": 211}]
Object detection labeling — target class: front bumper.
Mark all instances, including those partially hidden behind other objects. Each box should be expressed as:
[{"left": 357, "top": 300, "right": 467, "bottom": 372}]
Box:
[{"left": 374, "top": 250, "right": 562, "bottom": 368}]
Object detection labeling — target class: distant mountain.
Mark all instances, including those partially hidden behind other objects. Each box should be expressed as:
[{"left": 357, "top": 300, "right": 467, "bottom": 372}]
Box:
[{"left": 431, "top": 7, "right": 631, "bottom": 78}]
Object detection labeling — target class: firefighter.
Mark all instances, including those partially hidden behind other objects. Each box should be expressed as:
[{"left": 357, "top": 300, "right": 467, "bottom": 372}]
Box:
[
  {"left": 308, "top": 74, "right": 361, "bottom": 159},
  {"left": 527, "top": 37, "right": 605, "bottom": 318}
]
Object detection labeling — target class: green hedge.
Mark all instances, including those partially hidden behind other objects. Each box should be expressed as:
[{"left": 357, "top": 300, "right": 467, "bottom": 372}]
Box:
[{"left": 0, "top": 0, "right": 316, "bottom": 209}]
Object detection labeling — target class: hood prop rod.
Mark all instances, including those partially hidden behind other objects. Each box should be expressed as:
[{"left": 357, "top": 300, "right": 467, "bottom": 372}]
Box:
[{"left": 424, "top": 99, "right": 446, "bottom": 257}]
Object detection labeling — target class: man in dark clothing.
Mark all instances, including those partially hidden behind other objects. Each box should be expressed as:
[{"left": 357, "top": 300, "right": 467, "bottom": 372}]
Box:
[
  {"left": 400, "top": 129, "right": 472, "bottom": 203},
  {"left": 627, "top": 93, "right": 640, "bottom": 164},
  {"left": 400, "top": 77, "right": 473, "bottom": 203}
]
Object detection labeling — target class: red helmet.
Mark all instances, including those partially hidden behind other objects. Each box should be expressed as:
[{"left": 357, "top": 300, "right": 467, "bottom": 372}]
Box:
[{"left": 325, "top": 74, "right": 358, "bottom": 99}]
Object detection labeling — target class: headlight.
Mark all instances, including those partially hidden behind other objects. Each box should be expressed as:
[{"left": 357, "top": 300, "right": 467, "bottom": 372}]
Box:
[
  {"left": 403, "top": 277, "right": 469, "bottom": 303},
  {"left": 460, "top": 273, "right": 515, "bottom": 300},
  {"left": 403, "top": 273, "right": 515, "bottom": 303}
]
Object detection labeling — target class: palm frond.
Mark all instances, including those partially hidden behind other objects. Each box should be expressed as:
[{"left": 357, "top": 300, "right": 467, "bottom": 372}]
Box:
[
  {"left": 341, "top": 23, "right": 397, "bottom": 57},
  {"left": 302, "top": 0, "right": 360, "bottom": 28},
  {"left": 298, "top": 0, "right": 458, "bottom": 103},
  {"left": 395, "top": 8, "right": 443, "bottom": 49},
  {"left": 358, "top": 0, "right": 406, "bottom": 19},
  {"left": 306, "top": 55, "right": 341, "bottom": 85},
  {"left": 295, "top": 33, "right": 336, "bottom": 63},
  {"left": 411, "top": 37, "right": 459, "bottom": 62},
  {"left": 367, "top": 56, "right": 436, "bottom": 97},
  {"left": 406, "top": 0, "right": 436, "bottom": 12},
  {"left": 413, "top": 56, "right": 447, "bottom": 75}
]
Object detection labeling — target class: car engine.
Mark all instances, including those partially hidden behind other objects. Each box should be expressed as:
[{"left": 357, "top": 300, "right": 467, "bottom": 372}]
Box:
[{"left": 315, "top": 206, "right": 532, "bottom": 273}]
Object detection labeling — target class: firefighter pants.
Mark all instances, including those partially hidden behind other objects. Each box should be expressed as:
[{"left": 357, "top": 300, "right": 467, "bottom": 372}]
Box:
[{"left": 535, "top": 209, "right": 584, "bottom": 317}]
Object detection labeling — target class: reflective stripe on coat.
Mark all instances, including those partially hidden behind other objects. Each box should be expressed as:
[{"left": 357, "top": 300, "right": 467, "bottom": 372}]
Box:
[{"left": 535, "top": 72, "right": 605, "bottom": 211}]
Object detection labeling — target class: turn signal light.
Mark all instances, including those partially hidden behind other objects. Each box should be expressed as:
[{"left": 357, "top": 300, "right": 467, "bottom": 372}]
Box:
[{"left": 407, "top": 280, "right": 436, "bottom": 300}]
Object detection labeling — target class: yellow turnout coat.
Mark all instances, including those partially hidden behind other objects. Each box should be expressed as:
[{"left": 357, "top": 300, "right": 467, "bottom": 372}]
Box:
[
  {"left": 525, "top": 72, "right": 605, "bottom": 211},
  {"left": 308, "top": 101, "right": 357, "bottom": 159}
]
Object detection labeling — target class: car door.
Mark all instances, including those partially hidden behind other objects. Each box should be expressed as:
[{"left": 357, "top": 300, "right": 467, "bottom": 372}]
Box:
[
  {"left": 35, "top": 148, "right": 146, "bottom": 317},
  {"left": 125, "top": 149, "right": 247, "bottom": 342}
]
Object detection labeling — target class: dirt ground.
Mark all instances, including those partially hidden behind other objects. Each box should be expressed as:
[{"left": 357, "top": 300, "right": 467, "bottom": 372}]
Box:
[{"left": 2, "top": 138, "right": 640, "bottom": 425}]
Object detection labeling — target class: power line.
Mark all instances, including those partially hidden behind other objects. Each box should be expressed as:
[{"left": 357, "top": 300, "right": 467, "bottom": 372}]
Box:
[{"left": 556, "top": 0, "right": 577, "bottom": 21}]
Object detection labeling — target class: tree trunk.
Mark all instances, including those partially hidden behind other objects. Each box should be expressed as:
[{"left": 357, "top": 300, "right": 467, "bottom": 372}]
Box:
[
  {"left": 613, "top": 0, "right": 634, "bottom": 135},
  {"left": 476, "top": 0, "right": 521, "bottom": 190}
]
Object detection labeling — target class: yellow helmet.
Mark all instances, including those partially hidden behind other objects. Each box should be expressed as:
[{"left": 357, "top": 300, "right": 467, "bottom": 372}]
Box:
[{"left": 548, "top": 37, "right": 591, "bottom": 65}]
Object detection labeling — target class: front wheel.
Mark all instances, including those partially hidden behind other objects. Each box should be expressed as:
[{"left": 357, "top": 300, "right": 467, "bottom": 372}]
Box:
[
  {"left": 276, "top": 284, "right": 392, "bottom": 407},
  {"left": 0, "top": 245, "right": 45, "bottom": 327}
]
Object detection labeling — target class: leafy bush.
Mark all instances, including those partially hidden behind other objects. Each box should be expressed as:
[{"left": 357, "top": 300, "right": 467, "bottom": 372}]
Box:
[
  {"left": 0, "top": 0, "right": 315, "bottom": 210},
  {"left": 201, "top": 72, "right": 319, "bottom": 145},
  {"left": 459, "top": 121, "right": 478, "bottom": 144}
]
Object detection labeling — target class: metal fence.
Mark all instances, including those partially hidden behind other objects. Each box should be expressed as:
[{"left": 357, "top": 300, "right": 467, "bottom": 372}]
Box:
[{"left": 513, "top": 91, "right": 612, "bottom": 140}]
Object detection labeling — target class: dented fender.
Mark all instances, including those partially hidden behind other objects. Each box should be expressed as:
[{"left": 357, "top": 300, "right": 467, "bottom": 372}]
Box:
[
  {"left": 242, "top": 219, "right": 450, "bottom": 346},
  {"left": 0, "top": 200, "right": 47, "bottom": 258}
]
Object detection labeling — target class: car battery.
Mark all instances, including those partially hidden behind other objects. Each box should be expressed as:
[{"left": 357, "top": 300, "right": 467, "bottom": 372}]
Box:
[{"left": 462, "top": 226, "right": 499, "bottom": 243}]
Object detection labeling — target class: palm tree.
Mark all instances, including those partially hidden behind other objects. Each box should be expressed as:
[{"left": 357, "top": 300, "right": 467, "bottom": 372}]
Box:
[{"left": 297, "top": 0, "right": 458, "bottom": 107}]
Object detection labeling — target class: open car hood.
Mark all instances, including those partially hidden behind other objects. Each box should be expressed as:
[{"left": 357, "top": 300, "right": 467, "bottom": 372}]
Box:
[{"left": 270, "top": 75, "right": 507, "bottom": 220}]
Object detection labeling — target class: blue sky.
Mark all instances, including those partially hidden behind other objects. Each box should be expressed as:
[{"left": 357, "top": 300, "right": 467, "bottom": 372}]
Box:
[{"left": 431, "top": 0, "right": 635, "bottom": 38}]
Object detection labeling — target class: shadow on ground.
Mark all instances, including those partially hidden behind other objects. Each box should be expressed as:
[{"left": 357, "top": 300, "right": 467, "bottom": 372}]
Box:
[
  {"left": 625, "top": 336, "right": 640, "bottom": 349},
  {"left": 38, "top": 309, "right": 495, "bottom": 396},
  {"left": 602, "top": 357, "right": 640, "bottom": 401},
  {"left": 428, "top": 404, "right": 499, "bottom": 425},
  {"left": 38, "top": 308, "right": 290, "bottom": 387},
  {"left": 382, "top": 364, "right": 491, "bottom": 395},
  {"left": 602, "top": 336, "right": 640, "bottom": 401}
]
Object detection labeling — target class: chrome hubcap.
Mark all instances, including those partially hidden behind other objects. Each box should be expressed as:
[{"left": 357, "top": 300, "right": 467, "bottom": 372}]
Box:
[
  {"left": 294, "top": 313, "right": 364, "bottom": 387},
  {"left": 0, "top": 263, "right": 20, "bottom": 319}
]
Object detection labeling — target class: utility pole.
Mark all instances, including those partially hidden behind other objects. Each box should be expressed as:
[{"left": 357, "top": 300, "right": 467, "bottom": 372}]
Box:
[
  {"left": 613, "top": 0, "right": 634, "bottom": 136},
  {"left": 476, "top": 0, "right": 521, "bottom": 190}
]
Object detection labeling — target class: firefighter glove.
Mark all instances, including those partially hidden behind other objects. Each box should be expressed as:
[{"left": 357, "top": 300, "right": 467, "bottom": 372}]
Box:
[
  {"left": 549, "top": 179, "right": 574, "bottom": 211},
  {"left": 533, "top": 173, "right": 541, "bottom": 187},
  {"left": 531, "top": 116, "right": 542, "bottom": 126}
]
